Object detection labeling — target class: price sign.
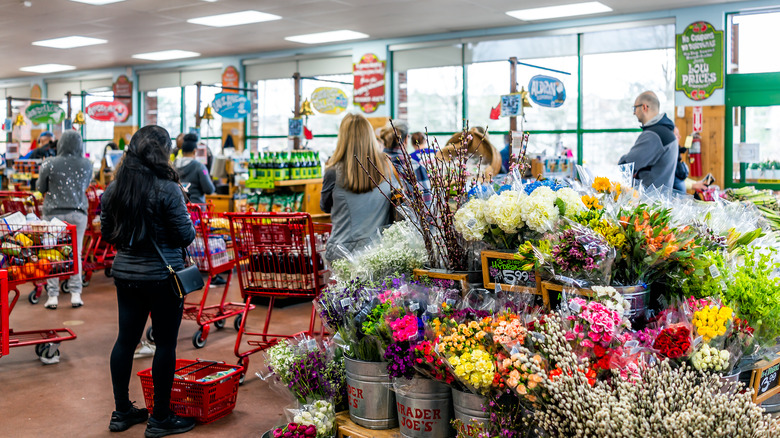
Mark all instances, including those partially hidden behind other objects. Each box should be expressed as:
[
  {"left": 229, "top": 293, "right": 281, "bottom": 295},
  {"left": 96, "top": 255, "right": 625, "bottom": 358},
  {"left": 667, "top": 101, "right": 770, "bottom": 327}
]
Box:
[
  {"left": 481, "top": 250, "right": 539, "bottom": 295},
  {"left": 737, "top": 143, "right": 760, "bottom": 163},
  {"left": 751, "top": 353, "right": 780, "bottom": 404},
  {"left": 412, "top": 269, "right": 470, "bottom": 295}
]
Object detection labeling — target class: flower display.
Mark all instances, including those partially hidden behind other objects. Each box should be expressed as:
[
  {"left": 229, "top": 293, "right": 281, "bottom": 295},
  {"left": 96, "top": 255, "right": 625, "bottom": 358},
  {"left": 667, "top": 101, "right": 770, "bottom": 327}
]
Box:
[
  {"left": 582, "top": 194, "right": 603, "bottom": 210},
  {"left": 565, "top": 297, "right": 624, "bottom": 349},
  {"left": 490, "top": 314, "right": 527, "bottom": 349},
  {"left": 413, "top": 341, "right": 456, "bottom": 385},
  {"left": 484, "top": 190, "right": 526, "bottom": 234},
  {"left": 652, "top": 325, "right": 692, "bottom": 360},
  {"left": 692, "top": 304, "right": 733, "bottom": 342},
  {"left": 389, "top": 314, "right": 419, "bottom": 342},
  {"left": 691, "top": 343, "right": 730, "bottom": 372},
  {"left": 448, "top": 349, "right": 496, "bottom": 392},
  {"left": 524, "top": 179, "right": 564, "bottom": 195},
  {"left": 555, "top": 187, "right": 586, "bottom": 218},
  {"left": 494, "top": 350, "right": 545, "bottom": 403},
  {"left": 292, "top": 400, "right": 335, "bottom": 438}
]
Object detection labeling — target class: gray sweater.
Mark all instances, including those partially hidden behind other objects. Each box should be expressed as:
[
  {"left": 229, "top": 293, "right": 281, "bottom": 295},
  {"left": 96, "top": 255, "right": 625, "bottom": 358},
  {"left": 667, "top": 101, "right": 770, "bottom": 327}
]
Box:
[
  {"left": 36, "top": 131, "right": 93, "bottom": 217},
  {"left": 619, "top": 113, "right": 678, "bottom": 189},
  {"left": 320, "top": 166, "right": 392, "bottom": 262},
  {"left": 174, "top": 157, "right": 215, "bottom": 204}
]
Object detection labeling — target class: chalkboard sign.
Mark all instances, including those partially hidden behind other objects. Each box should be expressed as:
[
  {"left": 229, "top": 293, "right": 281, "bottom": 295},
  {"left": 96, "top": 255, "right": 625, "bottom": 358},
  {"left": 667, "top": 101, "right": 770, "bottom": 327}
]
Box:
[
  {"left": 539, "top": 281, "right": 594, "bottom": 312},
  {"left": 751, "top": 353, "right": 780, "bottom": 404},
  {"left": 481, "top": 250, "right": 539, "bottom": 295}
]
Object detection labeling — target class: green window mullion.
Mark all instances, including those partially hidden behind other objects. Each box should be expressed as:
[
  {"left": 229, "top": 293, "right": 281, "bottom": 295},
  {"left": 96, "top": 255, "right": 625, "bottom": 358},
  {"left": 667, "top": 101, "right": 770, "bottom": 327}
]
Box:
[
  {"left": 180, "top": 86, "right": 185, "bottom": 134},
  {"left": 577, "top": 33, "right": 583, "bottom": 165}
]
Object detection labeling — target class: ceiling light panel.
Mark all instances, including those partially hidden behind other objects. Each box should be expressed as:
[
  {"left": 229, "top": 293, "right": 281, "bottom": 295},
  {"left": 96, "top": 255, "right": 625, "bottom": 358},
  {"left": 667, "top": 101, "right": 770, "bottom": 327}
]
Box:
[
  {"left": 187, "top": 10, "right": 281, "bottom": 27},
  {"left": 69, "top": 0, "right": 126, "bottom": 5},
  {"left": 132, "top": 50, "right": 201, "bottom": 61},
  {"left": 285, "top": 30, "right": 369, "bottom": 44},
  {"left": 32, "top": 36, "right": 107, "bottom": 49},
  {"left": 20, "top": 64, "right": 77, "bottom": 73},
  {"left": 506, "top": 2, "right": 612, "bottom": 21}
]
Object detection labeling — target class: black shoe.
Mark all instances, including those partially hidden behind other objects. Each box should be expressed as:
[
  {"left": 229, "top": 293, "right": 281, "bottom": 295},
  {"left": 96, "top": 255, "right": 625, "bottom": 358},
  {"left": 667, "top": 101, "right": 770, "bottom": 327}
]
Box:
[
  {"left": 109, "top": 403, "right": 148, "bottom": 432},
  {"left": 210, "top": 275, "right": 227, "bottom": 286},
  {"left": 145, "top": 414, "right": 196, "bottom": 438}
]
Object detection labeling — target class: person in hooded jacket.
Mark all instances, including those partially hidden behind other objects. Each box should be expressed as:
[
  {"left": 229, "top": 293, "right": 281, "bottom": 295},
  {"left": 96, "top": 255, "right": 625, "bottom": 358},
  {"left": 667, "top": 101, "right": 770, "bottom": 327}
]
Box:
[
  {"left": 36, "top": 131, "right": 92, "bottom": 313},
  {"left": 101, "top": 125, "right": 197, "bottom": 437},
  {"left": 619, "top": 91, "right": 678, "bottom": 189},
  {"left": 174, "top": 133, "right": 214, "bottom": 204}
]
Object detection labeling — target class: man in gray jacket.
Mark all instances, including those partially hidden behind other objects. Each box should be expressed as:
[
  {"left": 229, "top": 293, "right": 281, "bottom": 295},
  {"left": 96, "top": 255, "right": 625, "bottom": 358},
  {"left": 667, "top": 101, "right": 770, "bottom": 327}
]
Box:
[
  {"left": 619, "top": 91, "right": 678, "bottom": 189},
  {"left": 36, "top": 131, "right": 93, "bottom": 312}
]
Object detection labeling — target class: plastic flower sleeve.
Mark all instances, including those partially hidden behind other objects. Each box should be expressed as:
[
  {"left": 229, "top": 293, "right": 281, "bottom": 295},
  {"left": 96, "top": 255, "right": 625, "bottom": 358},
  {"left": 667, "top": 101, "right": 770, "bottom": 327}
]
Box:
[
  {"left": 546, "top": 219, "right": 616, "bottom": 288},
  {"left": 286, "top": 400, "right": 336, "bottom": 438}
]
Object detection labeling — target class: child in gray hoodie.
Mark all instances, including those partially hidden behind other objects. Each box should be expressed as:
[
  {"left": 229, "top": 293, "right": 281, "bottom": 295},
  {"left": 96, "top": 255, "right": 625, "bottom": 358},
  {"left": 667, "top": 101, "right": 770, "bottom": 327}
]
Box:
[
  {"left": 36, "top": 130, "right": 93, "bottom": 314},
  {"left": 173, "top": 134, "right": 214, "bottom": 204}
]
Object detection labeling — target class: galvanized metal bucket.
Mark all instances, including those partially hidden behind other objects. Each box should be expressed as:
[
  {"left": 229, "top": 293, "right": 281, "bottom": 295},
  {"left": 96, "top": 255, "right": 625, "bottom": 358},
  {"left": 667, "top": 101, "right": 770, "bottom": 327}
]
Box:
[
  {"left": 344, "top": 357, "right": 398, "bottom": 429},
  {"left": 395, "top": 377, "right": 453, "bottom": 438},
  {"left": 614, "top": 284, "right": 649, "bottom": 320},
  {"left": 452, "top": 388, "right": 488, "bottom": 436}
]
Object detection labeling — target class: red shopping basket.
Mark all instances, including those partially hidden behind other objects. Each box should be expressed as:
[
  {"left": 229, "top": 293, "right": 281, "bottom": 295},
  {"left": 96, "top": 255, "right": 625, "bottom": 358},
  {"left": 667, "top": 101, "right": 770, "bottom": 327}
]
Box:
[{"left": 138, "top": 359, "right": 242, "bottom": 424}]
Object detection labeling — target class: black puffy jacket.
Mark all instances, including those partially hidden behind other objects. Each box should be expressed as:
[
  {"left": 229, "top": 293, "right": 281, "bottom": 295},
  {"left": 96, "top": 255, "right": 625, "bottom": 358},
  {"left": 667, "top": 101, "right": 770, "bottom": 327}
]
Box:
[{"left": 101, "top": 178, "right": 196, "bottom": 281}]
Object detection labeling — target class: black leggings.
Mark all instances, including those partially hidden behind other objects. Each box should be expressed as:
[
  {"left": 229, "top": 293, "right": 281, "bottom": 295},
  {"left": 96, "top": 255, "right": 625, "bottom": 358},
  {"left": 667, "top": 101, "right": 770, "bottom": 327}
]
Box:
[{"left": 110, "top": 278, "right": 183, "bottom": 420}]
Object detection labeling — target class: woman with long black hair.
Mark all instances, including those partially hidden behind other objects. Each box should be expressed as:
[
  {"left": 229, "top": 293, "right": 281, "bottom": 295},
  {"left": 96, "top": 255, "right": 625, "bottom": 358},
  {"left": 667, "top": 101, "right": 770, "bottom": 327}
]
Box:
[{"left": 101, "top": 125, "right": 196, "bottom": 437}]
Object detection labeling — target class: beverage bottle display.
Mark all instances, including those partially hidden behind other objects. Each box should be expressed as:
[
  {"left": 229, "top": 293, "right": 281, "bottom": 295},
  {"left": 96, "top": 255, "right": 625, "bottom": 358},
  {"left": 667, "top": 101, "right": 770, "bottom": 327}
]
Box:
[
  {"left": 287, "top": 251, "right": 300, "bottom": 289},
  {"left": 302, "top": 254, "right": 313, "bottom": 290},
  {"left": 260, "top": 250, "right": 273, "bottom": 288},
  {"left": 248, "top": 153, "right": 256, "bottom": 179},
  {"left": 274, "top": 252, "right": 286, "bottom": 289},
  {"left": 314, "top": 152, "right": 322, "bottom": 178}
]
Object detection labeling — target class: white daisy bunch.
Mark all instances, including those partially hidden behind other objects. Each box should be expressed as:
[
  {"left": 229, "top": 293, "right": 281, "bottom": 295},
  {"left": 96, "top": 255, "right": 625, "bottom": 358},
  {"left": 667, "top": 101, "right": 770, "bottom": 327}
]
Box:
[
  {"left": 520, "top": 186, "right": 559, "bottom": 234},
  {"left": 454, "top": 198, "right": 488, "bottom": 241},
  {"left": 264, "top": 341, "right": 296, "bottom": 382},
  {"left": 293, "top": 400, "right": 335, "bottom": 437},
  {"left": 555, "top": 187, "right": 586, "bottom": 218},
  {"left": 484, "top": 190, "right": 526, "bottom": 234}
]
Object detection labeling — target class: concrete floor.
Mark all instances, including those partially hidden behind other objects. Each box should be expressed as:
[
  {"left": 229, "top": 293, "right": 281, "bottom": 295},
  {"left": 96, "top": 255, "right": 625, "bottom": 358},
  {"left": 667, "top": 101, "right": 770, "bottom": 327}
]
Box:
[{"left": 0, "top": 270, "right": 315, "bottom": 438}]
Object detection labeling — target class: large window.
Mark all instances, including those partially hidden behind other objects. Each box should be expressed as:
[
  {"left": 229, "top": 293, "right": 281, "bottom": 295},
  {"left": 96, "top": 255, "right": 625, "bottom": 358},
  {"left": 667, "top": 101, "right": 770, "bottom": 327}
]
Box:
[
  {"left": 301, "top": 74, "right": 352, "bottom": 136},
  {"left": 254, "top": 78, "right": 294, "bottom": 138},
  {"left": 730, "top": 11, "right": 780, "bottom": 74},
  {"left": 143, "top": 87, "right": 181, "bottom": 138},
  {"left": 184, "top": 84, "right": 223, "bottom": 154},
  {"left": 405, "top": 66, "right": 463, "bottom": 133}
]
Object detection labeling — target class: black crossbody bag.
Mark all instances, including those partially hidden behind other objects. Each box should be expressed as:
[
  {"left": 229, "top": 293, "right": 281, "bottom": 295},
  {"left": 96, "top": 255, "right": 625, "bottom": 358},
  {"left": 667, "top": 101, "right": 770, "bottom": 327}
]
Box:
[{"left": 150, "top": 239, "right": 204, "bottom": 298}]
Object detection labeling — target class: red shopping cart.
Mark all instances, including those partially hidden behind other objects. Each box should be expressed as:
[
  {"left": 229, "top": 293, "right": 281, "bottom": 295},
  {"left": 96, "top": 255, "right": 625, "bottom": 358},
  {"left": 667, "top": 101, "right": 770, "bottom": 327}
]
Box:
[
  {"left": 0, "top": 220, "right": 80, "bottom": 361},
  {"left": 226, "top": 212, "right": 330, "bottom": 374},
  {"left": 174, "top": 204, "right": 253, "bottom": 349},
  {"left": 73, "top": 183, "right": 115, "bottom": 291},
  {"left": 0, "top": 191, "right": 42, "bottom": 218}
]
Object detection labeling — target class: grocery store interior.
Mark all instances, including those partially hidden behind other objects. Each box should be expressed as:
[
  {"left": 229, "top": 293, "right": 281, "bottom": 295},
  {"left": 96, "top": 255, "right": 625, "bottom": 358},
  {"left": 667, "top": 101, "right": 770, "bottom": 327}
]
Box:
[{"left": 1, "top": 0, "right": 780, "bottom": 437}]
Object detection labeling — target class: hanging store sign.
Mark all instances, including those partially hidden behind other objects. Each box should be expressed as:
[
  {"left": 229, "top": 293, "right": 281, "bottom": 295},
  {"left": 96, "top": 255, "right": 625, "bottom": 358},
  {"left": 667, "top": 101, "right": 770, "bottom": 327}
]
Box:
[
  {"left": 353, "top": 53, "right": 385, "bottom": 114},
  {"left": 222, "top": 66, "right": 240, "bottom": 93},
  {"left": 24, "top": 103, "right": 65, "bottom": 125},
  {"left": 288, "top": 118, "right": 303, "bottom": 137},
  {"left": 211, "top": 93, "right": 250, "bottom": 119},
  {"left": 528, "top": 75, "right": 566, "bottom": 108},
  {"left": 311, "top": 87, "right": 348, "bottom": 115},
  {"left": 86, "top": 100, "right": 129, "bottom": 122},
  {"left": 500, "top": 94, "right": 522, "bottom": 117},
  {"left": 676, "top": 21, "right": 723, "bottom": 101},
  {"left": 112, "top": 75, "right": 133, "bottom": 122}
]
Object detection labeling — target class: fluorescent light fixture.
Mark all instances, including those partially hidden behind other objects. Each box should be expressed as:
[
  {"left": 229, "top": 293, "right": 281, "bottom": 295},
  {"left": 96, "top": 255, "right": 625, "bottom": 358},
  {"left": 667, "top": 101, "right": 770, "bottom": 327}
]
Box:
[
  {"left": 69, "top": 0, "right": 126, "bottom": 5},
  {"left": 506, "top": 2, "right": 612, "bottom": 21},
  {"left": 20, "top": 64, "right": 77, "bottom": 73},
  {"left": 285, "top": 30, "right": 368, "bottom": 44},
  {"left": 188, "top": 10, "right": 281, "bottom": 27},
  {"left": 32, "top": 36, "right": 107, "bottom": 49},
  {"left": 132, "top": 50, "right": 201, "bottom": 61}
]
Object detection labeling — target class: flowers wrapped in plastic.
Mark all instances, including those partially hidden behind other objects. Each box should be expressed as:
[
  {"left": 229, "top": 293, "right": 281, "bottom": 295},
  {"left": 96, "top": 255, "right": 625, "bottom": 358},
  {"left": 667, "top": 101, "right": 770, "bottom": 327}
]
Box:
[
  {"left": 316, "top": 278, "right": 383, "bottom": 361},
  {"left": 287, "top": 400, "right": 335, "bottom": 438}
]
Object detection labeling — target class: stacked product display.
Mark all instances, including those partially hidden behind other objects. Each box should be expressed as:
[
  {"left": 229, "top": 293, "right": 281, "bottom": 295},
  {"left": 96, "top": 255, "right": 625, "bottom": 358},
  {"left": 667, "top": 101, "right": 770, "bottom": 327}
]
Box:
[{"left": 259, "top": 129, "right": 780, "bottom": 438}]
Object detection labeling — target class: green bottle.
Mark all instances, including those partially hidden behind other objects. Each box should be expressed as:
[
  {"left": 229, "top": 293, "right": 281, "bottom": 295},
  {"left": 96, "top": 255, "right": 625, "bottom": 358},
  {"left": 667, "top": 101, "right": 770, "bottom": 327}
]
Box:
[{"left": 248, "top": 153, "right": 256, "bottom": 180}]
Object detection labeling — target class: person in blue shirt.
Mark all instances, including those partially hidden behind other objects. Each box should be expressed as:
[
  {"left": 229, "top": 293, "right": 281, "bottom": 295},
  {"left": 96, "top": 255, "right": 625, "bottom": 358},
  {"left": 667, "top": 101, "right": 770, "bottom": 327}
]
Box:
[{"left": 23, "top": 131, "right": 56, "bottom": 159}]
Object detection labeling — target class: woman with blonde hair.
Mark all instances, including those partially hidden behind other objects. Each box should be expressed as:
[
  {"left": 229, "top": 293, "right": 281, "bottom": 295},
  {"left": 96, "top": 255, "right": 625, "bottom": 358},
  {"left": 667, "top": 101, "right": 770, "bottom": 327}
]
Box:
[{"left": 320, "top": 113, "right": 392, "bottom": 261}]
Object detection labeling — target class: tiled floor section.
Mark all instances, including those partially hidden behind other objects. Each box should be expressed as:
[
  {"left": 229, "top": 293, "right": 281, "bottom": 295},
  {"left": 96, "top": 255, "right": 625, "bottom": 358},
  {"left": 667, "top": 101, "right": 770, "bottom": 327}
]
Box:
[{"left": 0, "top": 271, "right": 315, "bottom": 438}]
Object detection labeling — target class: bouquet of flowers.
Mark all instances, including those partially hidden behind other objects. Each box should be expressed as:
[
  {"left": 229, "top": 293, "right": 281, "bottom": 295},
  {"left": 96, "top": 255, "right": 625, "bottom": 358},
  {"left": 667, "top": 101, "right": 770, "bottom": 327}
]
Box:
[
  {"left": 649, "top": 311, "right": 693, "bottom": 362},
  {"left": 271, "top": 422, "right": 317, "bottom": 438},
  {"left": 316, "top": 278, "right": 382, "bottom": 361},
  {"left": 437, "top": 317, "right": 499, "bottom": 396},
  {"left": 547, "top": 222, "right": 616, "bottom": 287},
  {"left": 289, "top": 400, "right": 335, "bottom": 438}
]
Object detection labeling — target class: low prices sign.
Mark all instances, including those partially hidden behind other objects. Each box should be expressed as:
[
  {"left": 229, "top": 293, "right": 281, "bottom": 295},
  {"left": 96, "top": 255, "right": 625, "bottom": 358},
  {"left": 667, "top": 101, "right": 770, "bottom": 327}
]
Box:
[
  {"left": 86, "top": 100, "right": 129, "bottom": 122},
  {"left": 353, "top": 53, "right": 385, "bottom": 113},
  {"left": 112, "top": 75, "right": 133, "bottom": 122},
  {"left": 676, "top": 21, "right": 723, "bottom": 101},
  {"left": 25, "top": 103, "right": 65, "bottom": 125},
  {"left": 211, "top": 93, "right": 250, "bottom": 119}
]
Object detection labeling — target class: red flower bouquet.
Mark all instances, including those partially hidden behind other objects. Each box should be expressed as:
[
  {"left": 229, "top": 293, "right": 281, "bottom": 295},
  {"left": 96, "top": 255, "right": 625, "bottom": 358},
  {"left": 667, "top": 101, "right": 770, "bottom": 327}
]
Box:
[{"left": 652, "top": 325, "right": 692, "bottom": 360}]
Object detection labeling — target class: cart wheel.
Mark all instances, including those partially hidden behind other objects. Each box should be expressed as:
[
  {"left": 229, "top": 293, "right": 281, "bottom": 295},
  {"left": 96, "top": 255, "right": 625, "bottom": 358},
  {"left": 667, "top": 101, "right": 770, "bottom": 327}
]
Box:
[
  {"left": 82, "top": 274, "right": 90, "bottom": 288},
  {"left": 35, "top": 343, "right": 47, "bottom": 357},
  {"left": 60, "top": 281, "right": 71, "bottom": 294},
  {"left": 104, "top": 267, "right": 113, "bottom": 277},
  {"left": 146, "top": 326, "right": 155, "bottom": 343},
  {"left": 237, "top": 357, "right": 248, "bottom": 385},
  {"left": 43, "top": 346, "right": 60, "bottom": 360},
  {"left": 233, "top": 314, "right": 243, "bottom": 331},
  {"left": 192, "top": 329, "right": 207, "bottom": 349},
  {"left": 28, "top": 290, "right": 40, "bottom": 304},
  {"left": 214, "top": 319, "right": 226, "bottom": 330}
]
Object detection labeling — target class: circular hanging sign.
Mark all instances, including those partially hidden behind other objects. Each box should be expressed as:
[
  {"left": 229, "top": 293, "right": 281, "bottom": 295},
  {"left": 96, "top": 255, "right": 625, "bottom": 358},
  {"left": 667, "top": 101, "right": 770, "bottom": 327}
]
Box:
[
  {"left": 311, "top": 87, "right": 348, "bottom": 115},
  {"left": 528, "top": 75, "right": 566, "bottom": 108},
  {"left": 86, "top": 100, "right": 129, "bottom": 122},
  {"left": 211, "top": 93, "right": 251, "bottom": 119}
]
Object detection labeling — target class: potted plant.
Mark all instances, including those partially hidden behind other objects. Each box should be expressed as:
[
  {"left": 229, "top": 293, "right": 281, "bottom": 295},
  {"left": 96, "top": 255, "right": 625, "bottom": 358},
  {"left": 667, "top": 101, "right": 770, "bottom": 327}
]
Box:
[{"left": 747, "top": 163, "right": 760, "bottom": 180}]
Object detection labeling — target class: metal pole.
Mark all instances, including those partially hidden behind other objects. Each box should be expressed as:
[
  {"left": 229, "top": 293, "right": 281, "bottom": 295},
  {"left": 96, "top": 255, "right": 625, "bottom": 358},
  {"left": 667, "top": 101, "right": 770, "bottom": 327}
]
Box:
[
  {"left": 293, "top": 72, "right": 301, "bottom": 150},
  {"left": 5, "top": 96, "right": 11, "bottom": 145},
  {"left": 509, "top": 57, "right": 518, "bottom": 133},
  {"left": 66, "top": 92, "right": 72, "bottom": 120},
  {"left": 195, "top": 81, "right": 202, "bottom": 128}
]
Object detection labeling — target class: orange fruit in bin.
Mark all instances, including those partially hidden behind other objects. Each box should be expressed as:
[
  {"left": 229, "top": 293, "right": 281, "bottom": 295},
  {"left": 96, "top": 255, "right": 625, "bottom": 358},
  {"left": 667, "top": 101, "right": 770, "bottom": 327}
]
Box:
[
  {"left": 22, "top": 262, "right": 37, "bottom": 278},
  {"left": 37, "top": 259, "right": 52, "bottom": 274},
  {"left": 33, "top": 269, "right": 46, "bottom": 279},
  {"left": 7, "top": 265, "right": 21, "bottom": 281}
]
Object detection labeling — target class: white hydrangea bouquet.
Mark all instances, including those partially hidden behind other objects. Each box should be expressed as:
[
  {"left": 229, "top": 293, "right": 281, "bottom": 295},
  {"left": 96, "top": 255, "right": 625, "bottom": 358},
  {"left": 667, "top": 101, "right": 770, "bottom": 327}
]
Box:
[
  {"left": 454, "top": 182, "right": 585, "bottom": 250},
  {"left": 290, "top": 400, "right": 335, "bottom": 438}
]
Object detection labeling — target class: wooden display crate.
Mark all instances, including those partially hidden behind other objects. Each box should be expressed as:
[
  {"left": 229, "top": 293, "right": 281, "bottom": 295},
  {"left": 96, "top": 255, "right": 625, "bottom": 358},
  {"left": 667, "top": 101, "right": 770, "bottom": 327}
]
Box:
[
  {"left": 412, "top": 269, "right": 471, "bottom": 295},
  {"left": 335, "top": 412, "right": 400, "bottom": 438}
]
